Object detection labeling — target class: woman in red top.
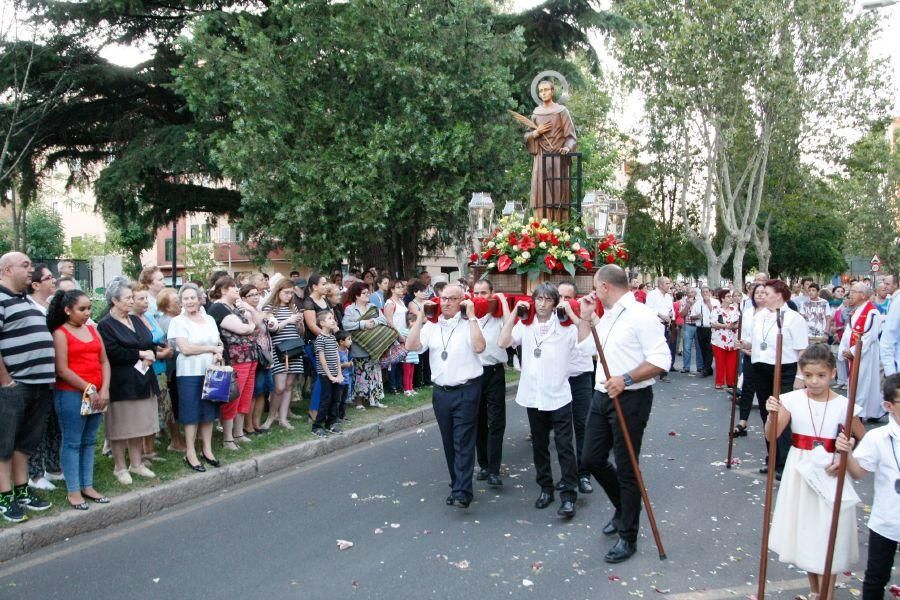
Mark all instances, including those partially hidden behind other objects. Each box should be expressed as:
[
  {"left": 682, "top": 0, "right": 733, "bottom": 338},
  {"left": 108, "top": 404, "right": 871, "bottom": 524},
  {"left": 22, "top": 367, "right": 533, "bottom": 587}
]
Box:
[{"left": 47, "top": 290, "right": 111, "bottom": 510}]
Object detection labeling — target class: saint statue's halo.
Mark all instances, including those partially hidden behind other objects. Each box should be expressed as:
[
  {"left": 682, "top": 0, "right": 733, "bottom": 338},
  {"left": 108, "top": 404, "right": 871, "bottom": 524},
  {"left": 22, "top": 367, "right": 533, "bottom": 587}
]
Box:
[{"left": 530, "top": 70, "right": 570, "bottom": 105}]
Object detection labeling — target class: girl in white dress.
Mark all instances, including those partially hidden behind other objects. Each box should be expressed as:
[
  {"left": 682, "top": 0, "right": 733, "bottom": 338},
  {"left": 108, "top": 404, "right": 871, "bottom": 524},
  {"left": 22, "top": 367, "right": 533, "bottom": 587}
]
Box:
[{"left": 765, "top": 343, "right": 866, "bottom": 599}]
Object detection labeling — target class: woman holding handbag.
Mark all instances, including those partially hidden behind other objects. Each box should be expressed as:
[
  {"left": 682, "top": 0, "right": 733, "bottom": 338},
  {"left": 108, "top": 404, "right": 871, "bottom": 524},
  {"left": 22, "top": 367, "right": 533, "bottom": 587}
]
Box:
[
  {"left": 167, "top": 284, "right": 223, "bottom": 472},
  {"left": 262, "top": 278, "right": 305, "bottom": 430},
  {"left": 207, "top": 276, "right": 258, "bottom": 450},
  {"left": 342, "top": 281, "right": 388, "bottom": 408},
  {"left": 47, "top": 289, "right": 111, "bottom": 509}
]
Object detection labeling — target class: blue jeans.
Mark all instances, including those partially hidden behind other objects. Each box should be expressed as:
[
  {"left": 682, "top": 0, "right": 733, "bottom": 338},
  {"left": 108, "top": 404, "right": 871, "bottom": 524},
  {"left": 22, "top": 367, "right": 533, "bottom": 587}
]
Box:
[
  {"left": 305, "top": 343, "right": 322, "bottom": 411},
  {"left": 54, "top": 389, "right": 102, "bottom": 493},
  {"left": 682, "top": 325, "right": 704, "bottom": 372}
]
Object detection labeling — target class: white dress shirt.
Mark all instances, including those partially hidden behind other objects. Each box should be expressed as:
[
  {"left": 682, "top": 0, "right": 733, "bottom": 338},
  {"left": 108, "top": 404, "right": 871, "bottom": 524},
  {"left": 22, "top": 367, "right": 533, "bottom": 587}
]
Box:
[
  {"left": 688, "top": 297, "right": 719, "bottom": 327},
  {"left": 743, "top": 305, "right": 808, "bottom": 365},
  {"left": 645, "top": 288, "right": 674, "bottom": 321},
  {"left": 478, "top": 314, "right": 507, "bottom": 366},
  {"left": 577, "top": 292, "right": 672, "bottom": 394},
  {"left": 852, "top": 421, "right": 900, "bottom": 542},
  {"left": 418, "top": 313, "right": 484, "bottom": 386},
  {"left": 510, "top": 314, "right": 584, "bottom": 411}
]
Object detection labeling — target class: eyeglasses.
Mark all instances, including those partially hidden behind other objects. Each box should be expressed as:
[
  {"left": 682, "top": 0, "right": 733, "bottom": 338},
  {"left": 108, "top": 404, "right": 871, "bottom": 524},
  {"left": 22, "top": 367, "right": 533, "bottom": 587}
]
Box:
[
  {"left": 39, "top": 274, "right": 55, "bottom": 282},
  {"left": 440, "top": 296, "right": 461, "bottom": 302},
  {"left": 534, "top": 296, "right": 554, "bottom": 304}
]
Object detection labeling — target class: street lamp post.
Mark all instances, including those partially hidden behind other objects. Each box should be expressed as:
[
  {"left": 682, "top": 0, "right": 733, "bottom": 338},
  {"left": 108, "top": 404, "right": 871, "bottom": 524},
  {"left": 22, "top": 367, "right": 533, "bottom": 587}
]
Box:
[{"left": 468, "top": 192, "right": 495, "bottom": 265}]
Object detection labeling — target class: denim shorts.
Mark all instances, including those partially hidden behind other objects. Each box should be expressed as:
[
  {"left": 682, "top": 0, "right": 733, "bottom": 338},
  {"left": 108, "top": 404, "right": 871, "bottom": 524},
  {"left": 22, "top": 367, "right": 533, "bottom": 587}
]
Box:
[
  {"left": 254, "top": 368, "right": 274, "bottom": 396},
  {"left": 0, "top": 383, "right": 53, "bottom": 460}
]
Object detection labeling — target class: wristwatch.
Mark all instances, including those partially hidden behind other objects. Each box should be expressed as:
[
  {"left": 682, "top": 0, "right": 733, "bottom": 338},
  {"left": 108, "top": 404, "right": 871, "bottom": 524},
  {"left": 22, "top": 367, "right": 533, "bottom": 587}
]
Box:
[{"left": 622, "top": 373, "right": 634, "bottom": 387}]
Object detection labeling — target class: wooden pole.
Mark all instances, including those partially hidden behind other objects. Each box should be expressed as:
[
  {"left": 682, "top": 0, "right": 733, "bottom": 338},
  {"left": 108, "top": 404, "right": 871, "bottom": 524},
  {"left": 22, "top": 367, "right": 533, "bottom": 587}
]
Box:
[
  {"left": 726, "top": 308, "right": 743, "bottom": 469},
  {"left": 589, "top": 327, "right": 667, "bottom": 560},
  {"left": 819, "top": 327, "right": 866, "bottom": 600},
  {"left": 757, "top": 310, "right": 784, "bottom": 600}
]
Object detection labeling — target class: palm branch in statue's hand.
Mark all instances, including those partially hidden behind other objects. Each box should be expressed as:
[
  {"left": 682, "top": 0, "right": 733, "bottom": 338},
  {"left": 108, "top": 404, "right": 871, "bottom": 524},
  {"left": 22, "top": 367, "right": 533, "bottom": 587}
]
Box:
[{"left": 508, "top": 109, "right": 538, "bottom": 129}]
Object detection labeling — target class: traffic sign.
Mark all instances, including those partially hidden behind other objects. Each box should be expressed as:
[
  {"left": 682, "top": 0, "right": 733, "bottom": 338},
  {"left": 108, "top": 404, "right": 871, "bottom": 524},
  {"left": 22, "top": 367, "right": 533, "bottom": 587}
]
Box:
[
  {"left": 872, "top": 264, "right": 880, "bottom": 272},
  {"left": 871, "top": 254, "right": 881, "bottom": 264},
  {"left": 871, "top": 254, "right": 881, "bottom": 272}
]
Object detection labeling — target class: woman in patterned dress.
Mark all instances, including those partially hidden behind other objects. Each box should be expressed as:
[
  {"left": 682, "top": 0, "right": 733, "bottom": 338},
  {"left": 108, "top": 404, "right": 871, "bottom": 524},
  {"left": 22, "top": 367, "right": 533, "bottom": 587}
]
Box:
[{"left": 262, "top": 278, "right": 304, "bottom": 430}]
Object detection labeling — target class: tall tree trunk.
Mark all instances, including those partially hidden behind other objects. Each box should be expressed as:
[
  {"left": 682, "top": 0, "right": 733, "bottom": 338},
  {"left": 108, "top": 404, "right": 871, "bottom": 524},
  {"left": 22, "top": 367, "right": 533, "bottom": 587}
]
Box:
[
  {"left": 732, "top": 240, "right": 747, "bottom": 287},
  {"left": 752, "top": 218, "right": 772, "bottom": 275}
]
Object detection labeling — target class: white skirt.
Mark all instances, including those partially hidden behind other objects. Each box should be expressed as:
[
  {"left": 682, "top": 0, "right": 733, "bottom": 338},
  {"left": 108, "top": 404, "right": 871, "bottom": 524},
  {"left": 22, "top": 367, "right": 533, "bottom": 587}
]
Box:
[{"left": 768, "top": 448, "right": 859, "bottom": 573}]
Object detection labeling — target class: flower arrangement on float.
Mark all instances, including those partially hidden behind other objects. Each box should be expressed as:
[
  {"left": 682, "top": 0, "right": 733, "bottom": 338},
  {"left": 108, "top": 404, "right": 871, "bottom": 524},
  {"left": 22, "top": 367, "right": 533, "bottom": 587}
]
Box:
[{"left": 468, "top": 215, "right": 628, "bottom": 279}]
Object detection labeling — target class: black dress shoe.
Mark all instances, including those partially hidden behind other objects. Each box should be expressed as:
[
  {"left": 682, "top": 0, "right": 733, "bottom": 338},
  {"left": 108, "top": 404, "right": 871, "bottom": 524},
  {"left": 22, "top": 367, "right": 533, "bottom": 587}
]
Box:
[
  {"left": 578, "top": 476, "right": 593, "bottom": 494},
  {"left": 557, "top": 500, "right": 576, "bottom": 518},
  {"left": 445, "top": 495, "right": 454, "bottom": 505},
  {"left": 604, "top": 538, "right": 637, "bottom": 563},
  {"left": 534, "top": 491, "right": 554, "bottom": 509},
  {"left": 775, "top": 470, "right": 782, "bottom": 482},
  {"left": 183, "top": 456, "right": 206, "bottom": 473},
  {"left": 758, "top": 465, "right": 769, "bottom": 474},
  {"left": 602, "top": 518, "right": 619, "bottom": 535},
  {"left": 201, "top": 453, "right": 220, "bottom": 468},
  {"left": 487, "top": 474, "right": 503, "bottom": 487},
  {"left": 476, "top": 469, "right": 489, "bottom": 481},
  {"left": 452, "top": 497, "right": 470, "bottom": 508}
]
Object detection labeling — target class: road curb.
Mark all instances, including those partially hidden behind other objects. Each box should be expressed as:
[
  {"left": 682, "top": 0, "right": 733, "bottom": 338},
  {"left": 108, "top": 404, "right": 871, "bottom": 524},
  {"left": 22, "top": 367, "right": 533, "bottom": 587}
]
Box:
[{"left": 0, "top": 382, "right": 514, "bottom": 564}]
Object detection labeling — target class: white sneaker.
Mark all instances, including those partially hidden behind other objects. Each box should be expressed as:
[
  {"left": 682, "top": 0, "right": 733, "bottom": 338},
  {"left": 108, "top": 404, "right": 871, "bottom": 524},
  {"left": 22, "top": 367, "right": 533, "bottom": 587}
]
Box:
[
  {"left": 28, "top": 477, "right": 56, "bottom": 491},
  {"left": 43, "top": 471, "right": 65, "bottom": 482}
]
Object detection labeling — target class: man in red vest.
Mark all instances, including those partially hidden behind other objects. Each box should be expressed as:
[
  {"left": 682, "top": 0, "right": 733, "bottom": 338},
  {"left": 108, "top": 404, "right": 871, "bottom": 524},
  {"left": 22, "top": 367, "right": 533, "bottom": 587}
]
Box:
[{"left": 839, "top": 283, "right": 883, "bottom": 421}]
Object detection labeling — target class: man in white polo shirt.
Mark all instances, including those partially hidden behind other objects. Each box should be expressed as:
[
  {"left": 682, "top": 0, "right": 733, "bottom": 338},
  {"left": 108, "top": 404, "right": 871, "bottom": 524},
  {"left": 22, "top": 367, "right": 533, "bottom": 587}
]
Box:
[
  {"left": 644, "top": 276, "right": 675, "bottom": 381},
  {"left": 406, "top": 284, "right": 485, "bottom": 508},
  {"left": 577, "top": 265, "right": 671, "bottom": 563}
]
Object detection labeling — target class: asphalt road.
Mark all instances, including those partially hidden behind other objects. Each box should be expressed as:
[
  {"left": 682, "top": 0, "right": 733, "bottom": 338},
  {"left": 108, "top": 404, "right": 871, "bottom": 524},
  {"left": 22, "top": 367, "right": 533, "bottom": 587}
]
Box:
[{"left": 0, "top": 367, "right": 881, "bottom": 599}]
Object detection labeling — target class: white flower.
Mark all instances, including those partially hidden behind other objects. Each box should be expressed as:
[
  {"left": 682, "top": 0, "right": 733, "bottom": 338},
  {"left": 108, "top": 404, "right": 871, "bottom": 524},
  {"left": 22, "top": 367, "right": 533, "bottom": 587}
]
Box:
[
  {"left": 521, "top": 251, "right": 531, "bottom": 259},
  {"left": 512, "top": 244, "right": 519, "bottom": 251},
  {"left": 487, "top": 262, "right": 495, "bottom": 268},
  {"left": 571, "top": 242, "right": 581, "bottom": 251},
  {"left": 553, "top": 228, "right": 561, "bottom": 235},
  {"left": 487, "top": 241, "right": 495, "bottom": 248},
  {"left": 514, "top": 256, "right": 527, "bottom": 264},
  {"left": 562, "top": 233, "right": 570, "bottom": 241},
  {"left": 521, "top": 228, "right": 529, "bottom": 235},
  {"left": 541, "top": 218, "right": 549, "bottom": 225},
  {"left": 565, "top": 252, "right": 575, "bottom": 261},
  {"left": 539, "top": 242, "right": 547, "bottom": 249}
]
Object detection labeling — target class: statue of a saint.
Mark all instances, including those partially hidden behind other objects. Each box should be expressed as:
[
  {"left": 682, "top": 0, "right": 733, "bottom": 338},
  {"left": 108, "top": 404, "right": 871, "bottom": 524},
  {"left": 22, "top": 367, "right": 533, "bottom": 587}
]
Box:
[{"left": 524, "top": 79, "right": 577, "bottom": 211}]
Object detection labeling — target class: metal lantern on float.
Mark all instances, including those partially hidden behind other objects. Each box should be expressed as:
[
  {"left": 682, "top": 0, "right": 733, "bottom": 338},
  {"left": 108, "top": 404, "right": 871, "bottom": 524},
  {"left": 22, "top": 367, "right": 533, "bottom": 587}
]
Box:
[
  {"left": 468, "top": 192, "right": 495, "bottom": 239},
  {"left": 501, "top": 199, "right": 526, "bottom": 222},
  {"left": 581, "top": 190, "right": 628, "bottom": 240}
]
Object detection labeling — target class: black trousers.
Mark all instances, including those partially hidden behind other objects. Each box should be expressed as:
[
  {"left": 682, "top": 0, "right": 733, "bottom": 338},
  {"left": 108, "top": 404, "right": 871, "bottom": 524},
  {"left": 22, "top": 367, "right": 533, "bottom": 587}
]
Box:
[
  {"left": 863, "top": 528, "right": 898, "bottom": 600},
  {"left": 433, "top": 379, "right": 481, "bottom": 502},
  {"left": 526, "top": 403, "right": 578, "bottom": 502},
  {"left": 696, "top": 326, "right": 713, "bottom": 373},
  {"left": 582, "top": 387, "right": 653, "bottom": 543},
  {"left": 752, "top": 361, "right": 797, "bottom": 472},
  {"left": 568, "top": 371, "right": 593, "bottom": 478},
  {"left": 664, "top": 323, "right": 677, "bottom": 371},
  {"left": 738, "top": 354, "right": 755, "bottom": 421},
  {"left": 476, "top": 363, "right": 507, "bottom": 475},
  {"left": 312, "top": 375, "right": 341, "bottom": 429}
]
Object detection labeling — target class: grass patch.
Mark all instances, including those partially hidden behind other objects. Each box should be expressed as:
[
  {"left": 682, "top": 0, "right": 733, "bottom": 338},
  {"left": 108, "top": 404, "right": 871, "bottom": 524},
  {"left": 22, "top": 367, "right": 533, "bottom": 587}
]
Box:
[{"left": 6, "top": 370, "right": 520, "bottom": 527}]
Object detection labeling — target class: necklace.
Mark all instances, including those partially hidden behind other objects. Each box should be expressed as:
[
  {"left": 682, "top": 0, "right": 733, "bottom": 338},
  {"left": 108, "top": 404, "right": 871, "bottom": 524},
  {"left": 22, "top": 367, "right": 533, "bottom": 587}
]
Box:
[
  {"left": 532, "top": 320, "right": 553, "bottom": 358},
  {"left": 805, "top": 391, "right": 830, "bottom": 448},
  {"left": 760, "top": 310, "right": 779, "bottom": 351},
  {"left": 890, "top": 437, "right": 900, "bottom": 495},
  {"left": 601, "top": 306, "right": 628, "bottom": 349},
  {"left": 439, "top": 319, "right": 460, "bottom": 361}
]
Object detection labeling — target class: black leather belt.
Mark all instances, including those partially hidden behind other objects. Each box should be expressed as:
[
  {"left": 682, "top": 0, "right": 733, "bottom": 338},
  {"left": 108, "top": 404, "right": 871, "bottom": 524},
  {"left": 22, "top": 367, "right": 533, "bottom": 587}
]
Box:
[
  {"left": 481, "top": 363, "right": 504, "bottom": 371},
  {"left": 433, "top": 378, "right": 479, "bottom": 392}
]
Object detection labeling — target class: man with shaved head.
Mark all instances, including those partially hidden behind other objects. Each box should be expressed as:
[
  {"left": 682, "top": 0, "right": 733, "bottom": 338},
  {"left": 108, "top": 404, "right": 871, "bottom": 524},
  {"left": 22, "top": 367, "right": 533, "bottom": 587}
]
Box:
[
  {"left": 839, "top": 283, "right": 883, "bottom": 420},
  {"left": 0, "top": 253, "right": 55, "bottom": 523}
]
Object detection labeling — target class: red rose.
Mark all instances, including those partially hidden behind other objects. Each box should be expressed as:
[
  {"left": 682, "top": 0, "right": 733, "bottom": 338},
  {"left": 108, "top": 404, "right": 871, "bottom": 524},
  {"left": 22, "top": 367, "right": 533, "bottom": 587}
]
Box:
[
  {"left": 605, "top": 254, "right": 616, "bottom": 264},
  {"left": 599, "top": 241, "right": 610, "bottom": 251},
  {"left": 469, "top": 253, "right": 478, "bottom": 263},
  {"left": 545, "top": 255, "right": 559, "bottom": 271},
  {"left": 550, "top": 235, "right": 559, "bottom": 245},
  {"left": 531, "top": 221, "right": 541, "bottom": 229},
  {"left": 582, "top": 260, "right": 593, "bottom": 270},
  {"left": 617, "top": 248, "right": 626, "bottom": 258},
  {"left": 497, "top": 254, "right": 512, "bottom": 272},
  {"left": 507, "top": 233, "right": 518, "bottom": 246}
]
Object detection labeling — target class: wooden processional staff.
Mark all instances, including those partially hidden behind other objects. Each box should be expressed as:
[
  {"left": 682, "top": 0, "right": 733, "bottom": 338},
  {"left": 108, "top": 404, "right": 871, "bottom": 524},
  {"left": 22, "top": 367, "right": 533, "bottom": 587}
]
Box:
[{"left": 756, "top": 311, "right": 783, "bottom": 600}]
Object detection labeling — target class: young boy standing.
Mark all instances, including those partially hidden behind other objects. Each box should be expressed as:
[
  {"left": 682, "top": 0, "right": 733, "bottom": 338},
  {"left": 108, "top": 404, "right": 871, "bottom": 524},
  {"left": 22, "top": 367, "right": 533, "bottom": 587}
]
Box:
[
  {"left": 335, "top": 331, "right": 353, "bottom": 421},
  {"left": 313, "top": 312, "right": 343, "bottom": 437},
  {"left": 834, "top": 373, "right": 900, "bottom": 600}
]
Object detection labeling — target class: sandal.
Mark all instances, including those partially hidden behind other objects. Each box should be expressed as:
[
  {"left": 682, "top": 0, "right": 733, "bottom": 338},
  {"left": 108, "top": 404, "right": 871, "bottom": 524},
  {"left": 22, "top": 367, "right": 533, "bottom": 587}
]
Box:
[
  {"left": 732, "top": 424, "right": 748, "bottom": 437},
  {"left": 234, "top": 435, "right": 253, "bottom": 444},
  {"left": 69, "top": 501, "right": 89, "bottom": 511},
  {"left": 82, "top": 492, "right": 110, "bottom": 504},
  {"left": 223, "top": 440, "right": 240, "bottom": 451}
]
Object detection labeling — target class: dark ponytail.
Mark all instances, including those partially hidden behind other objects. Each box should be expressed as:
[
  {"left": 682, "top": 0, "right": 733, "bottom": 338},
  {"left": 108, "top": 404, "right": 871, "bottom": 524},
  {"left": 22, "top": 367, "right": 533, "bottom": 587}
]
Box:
[{"left": 46, "top": 289, "right": 88, "bottom": 332}]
